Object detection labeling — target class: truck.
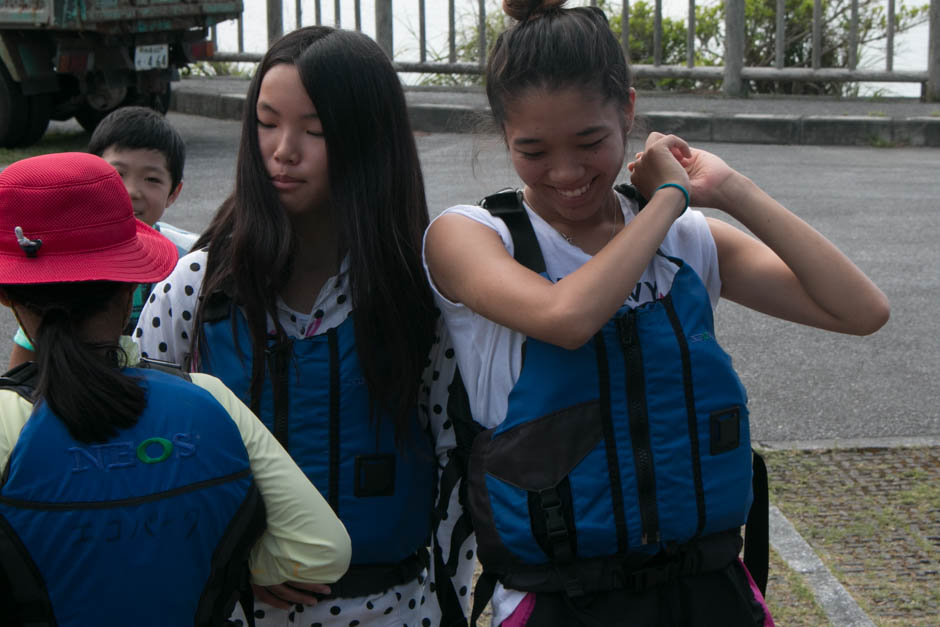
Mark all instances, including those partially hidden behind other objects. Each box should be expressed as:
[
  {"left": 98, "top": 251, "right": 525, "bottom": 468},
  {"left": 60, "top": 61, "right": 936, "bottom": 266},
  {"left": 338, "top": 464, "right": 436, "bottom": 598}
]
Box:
[{"left": 0, "top": 0, "right": 242, "bottom": 147}]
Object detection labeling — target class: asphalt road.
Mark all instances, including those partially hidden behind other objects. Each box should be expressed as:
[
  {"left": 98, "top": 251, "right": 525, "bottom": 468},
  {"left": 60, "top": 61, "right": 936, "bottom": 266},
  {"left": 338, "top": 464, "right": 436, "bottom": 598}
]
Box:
[{"left": 3, "top": 112, "right": 937, "bottom": 443}]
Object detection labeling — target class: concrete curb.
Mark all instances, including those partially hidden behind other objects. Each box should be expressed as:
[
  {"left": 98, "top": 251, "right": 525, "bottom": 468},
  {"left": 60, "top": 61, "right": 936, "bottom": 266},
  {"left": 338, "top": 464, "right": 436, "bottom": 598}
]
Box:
[
  {"left": 170, "top": 87, "right": 940, "bottom": 147},
  {"left": 642, "top": 111, "right": 940, "bottom": 146},
  {"left": 770, "top": 505, "right": 875, "bottom": 626},
  {"left": 756, "top": 435, "right": 940, "bottom": 450}
]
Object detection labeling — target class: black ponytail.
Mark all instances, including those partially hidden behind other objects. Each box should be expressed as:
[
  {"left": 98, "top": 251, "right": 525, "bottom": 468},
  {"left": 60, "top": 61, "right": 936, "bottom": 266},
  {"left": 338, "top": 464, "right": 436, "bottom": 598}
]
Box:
[{"left": 5, "top": 282, "right": 146, "bottom": 443}]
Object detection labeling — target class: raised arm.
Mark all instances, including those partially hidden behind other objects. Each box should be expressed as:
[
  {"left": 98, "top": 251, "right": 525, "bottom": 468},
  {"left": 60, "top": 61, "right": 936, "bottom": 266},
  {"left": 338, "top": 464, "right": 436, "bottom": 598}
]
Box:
[
  {"left": 425, "top": 135, "right": 692, "bottom": 350},
  {"left": 660, "top": 137, "right": 889, "bottom": 335}
]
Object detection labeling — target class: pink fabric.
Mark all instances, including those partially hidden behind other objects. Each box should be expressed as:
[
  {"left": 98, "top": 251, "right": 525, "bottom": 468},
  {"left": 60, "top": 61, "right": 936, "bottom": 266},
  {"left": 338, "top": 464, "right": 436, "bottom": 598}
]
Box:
[
  {"left": 500, "top": 592, "right": 537, "bottom": 627},
  {"left": 738, "top": 558, "right": 775, "bottom": 626},
  {"left": 499, "top": 562, "right": 775, "bottom": 627}
]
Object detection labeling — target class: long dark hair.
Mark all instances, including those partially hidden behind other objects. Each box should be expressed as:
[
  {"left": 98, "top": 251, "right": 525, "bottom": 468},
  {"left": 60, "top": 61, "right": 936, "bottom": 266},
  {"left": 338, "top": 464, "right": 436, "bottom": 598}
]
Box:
[
  {"left": 486, "top": 1, "right": 634, "bottom": 130},
  {"left": 194, "top": 27, "right": 434, "bottom": 442},
  {"left": 4, "top": 282, "right": 145, "bottom": 443}
]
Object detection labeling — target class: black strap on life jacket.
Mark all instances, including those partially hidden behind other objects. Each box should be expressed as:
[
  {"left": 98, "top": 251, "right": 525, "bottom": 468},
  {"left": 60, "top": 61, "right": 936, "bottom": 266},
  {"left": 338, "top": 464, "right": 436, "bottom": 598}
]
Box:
[
  {"left": 139, "top": 356, "right": 192, "bottom": 381},
  {"left": 744, "top": 452, "right": 769, "bottom": 595},
  {"left": 0, "top": 362, "right": 38, "bottom": 403},
  {"left": 198, "top": 482, "right": 267, "bottom": 627},
  {"left": 481, "top": 189, "right": 546, "bottom": 274},
  {"left": 326, "top": 548, "right": 430, "bottom": 599},
  {"left": 0, "top": 512, "right": 56, "bottom": 626}
]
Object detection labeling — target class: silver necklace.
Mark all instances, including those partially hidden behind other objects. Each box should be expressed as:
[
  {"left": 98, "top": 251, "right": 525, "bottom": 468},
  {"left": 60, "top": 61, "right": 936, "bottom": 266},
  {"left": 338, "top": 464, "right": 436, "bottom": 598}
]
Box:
[{"left": 559, "top": 193, "right": 620, "bottom": 246}]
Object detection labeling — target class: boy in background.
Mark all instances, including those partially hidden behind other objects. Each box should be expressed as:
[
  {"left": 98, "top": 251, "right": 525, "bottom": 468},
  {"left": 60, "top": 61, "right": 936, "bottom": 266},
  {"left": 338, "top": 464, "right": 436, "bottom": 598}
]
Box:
[{"left": 8, "top": 106, "right": 197, "bottom": 367}]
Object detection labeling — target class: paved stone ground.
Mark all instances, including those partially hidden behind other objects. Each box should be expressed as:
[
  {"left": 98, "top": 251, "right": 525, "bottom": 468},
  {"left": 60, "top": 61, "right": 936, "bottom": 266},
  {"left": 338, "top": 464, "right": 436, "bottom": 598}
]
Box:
[{"left": 764, "top": 447, "right": 939, "bottom": 626}]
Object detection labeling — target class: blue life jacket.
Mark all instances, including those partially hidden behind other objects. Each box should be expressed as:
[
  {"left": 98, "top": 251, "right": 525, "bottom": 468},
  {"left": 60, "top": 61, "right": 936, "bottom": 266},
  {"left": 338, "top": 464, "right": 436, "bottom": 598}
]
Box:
[
  {"left": 459, "top": 189, "right": 754, "bottom": 599},
  {"left": 0, "top": 363, "right": 266, "bottom": 627},
  {"left": 198, "top": 300, "right": 435, "bottom": 597}
]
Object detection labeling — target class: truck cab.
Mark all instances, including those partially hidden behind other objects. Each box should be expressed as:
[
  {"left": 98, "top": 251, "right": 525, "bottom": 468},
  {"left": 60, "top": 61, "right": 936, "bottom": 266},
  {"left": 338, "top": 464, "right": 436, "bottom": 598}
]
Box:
[{"left": 0, "top": 0, "right": 242, "bottom": 146}]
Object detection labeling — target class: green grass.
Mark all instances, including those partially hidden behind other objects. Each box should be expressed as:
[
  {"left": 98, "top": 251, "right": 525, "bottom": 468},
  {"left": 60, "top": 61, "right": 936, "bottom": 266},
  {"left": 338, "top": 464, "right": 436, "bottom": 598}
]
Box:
[
  {"left": 0, "top": 129, "right": 90, "bottom": 166},
  {"left": 763, "top": 448, "right": 940, "bottom": 626},
  {"left": 765, "top": 547, "right": 830, "bottom": 626}
]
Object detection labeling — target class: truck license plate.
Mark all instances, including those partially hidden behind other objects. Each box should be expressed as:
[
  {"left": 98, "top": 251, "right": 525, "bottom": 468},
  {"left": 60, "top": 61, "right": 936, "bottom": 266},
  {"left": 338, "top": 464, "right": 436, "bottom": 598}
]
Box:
[{"left": 135, "top": 44, "right": 169, "bottom": 71}]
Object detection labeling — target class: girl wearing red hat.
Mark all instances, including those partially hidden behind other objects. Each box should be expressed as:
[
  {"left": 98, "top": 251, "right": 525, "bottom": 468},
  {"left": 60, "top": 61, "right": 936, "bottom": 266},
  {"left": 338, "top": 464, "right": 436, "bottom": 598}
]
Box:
[{"left": 0, "top": 152, "right": 351, "bottom": 627}]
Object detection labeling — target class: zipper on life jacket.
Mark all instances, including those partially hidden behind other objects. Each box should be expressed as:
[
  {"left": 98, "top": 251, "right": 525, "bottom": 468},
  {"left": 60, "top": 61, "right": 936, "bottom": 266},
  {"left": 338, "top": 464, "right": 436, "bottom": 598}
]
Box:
[
  {"left": 616, "top": 311, "right": 660, "bottom": 545},
  {"left": 266, "top": 339, "right": 292, "bottom": 450}
]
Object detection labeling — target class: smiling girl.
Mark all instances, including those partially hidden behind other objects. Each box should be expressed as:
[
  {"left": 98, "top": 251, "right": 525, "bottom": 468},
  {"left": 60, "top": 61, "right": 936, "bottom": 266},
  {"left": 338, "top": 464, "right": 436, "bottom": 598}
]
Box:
[
  {"left": 423, "top": 1, "right": 889, "bottom": 625},
  {"left": 135, "top": 26, "right": 473, "bottom": 627}
]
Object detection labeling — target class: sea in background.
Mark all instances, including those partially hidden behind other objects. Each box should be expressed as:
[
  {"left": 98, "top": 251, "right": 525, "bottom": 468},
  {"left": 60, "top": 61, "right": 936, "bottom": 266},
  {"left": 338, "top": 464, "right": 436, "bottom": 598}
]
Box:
[{"left": 214, "top": 0, "right": 929, "bottom": 97}]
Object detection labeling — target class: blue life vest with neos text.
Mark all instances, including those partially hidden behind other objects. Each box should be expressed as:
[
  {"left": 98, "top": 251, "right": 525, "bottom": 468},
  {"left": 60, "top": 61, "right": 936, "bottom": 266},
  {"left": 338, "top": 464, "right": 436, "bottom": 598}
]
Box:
[
  {"left": 0, "top": 364, "right": 266, "bottom": 627},
  {"left": 465, "top": 189, "right": 753, "bottom": 596},
  {"left": 198, "top": 299, "right": 434, "bottom": 597}
]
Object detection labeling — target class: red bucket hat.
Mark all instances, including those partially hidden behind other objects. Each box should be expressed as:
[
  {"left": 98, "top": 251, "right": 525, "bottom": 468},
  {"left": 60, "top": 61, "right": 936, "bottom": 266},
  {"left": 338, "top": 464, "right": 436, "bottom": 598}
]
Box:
[{"left": 0, "top": 152, "right": 177, "bottom": 285}]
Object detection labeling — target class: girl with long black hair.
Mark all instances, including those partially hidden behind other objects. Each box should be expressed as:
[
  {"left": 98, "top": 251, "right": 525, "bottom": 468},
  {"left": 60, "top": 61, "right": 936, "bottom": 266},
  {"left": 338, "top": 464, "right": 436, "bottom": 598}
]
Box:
[{"left": 136, "top": 26, "right": 474, "bottom": 626}]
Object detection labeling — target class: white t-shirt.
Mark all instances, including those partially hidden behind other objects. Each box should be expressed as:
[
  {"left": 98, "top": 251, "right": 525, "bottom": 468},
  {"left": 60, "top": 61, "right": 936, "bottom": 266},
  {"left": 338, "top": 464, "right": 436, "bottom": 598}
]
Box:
[{"left": 422, "top": 191, "right": 721, "bottom": 624}]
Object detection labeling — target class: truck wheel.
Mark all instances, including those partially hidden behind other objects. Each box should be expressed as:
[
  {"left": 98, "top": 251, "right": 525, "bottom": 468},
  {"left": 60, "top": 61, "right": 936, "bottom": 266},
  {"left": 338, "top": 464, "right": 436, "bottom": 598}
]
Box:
[
  {"left": 0, "top": 64, "right": 28, "bottom": 147},
  {"left": 124, "top": 83, "right": 172, "bottom": 115},
  {"left": 74, "top": 105, "right": 111, "bottom": 134},
  {"left": 14, "top": 94, "right": 52, "bottom": 147},
  {"left": 150, "top": 82, "right": 171, "bottom": 115}
]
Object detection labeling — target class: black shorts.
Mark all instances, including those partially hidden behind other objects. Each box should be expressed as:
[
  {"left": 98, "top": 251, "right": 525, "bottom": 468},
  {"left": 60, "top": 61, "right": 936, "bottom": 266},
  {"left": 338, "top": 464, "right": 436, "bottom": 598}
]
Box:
[{"left": 517, "top": 559, "right": 767, "bottom": 627}]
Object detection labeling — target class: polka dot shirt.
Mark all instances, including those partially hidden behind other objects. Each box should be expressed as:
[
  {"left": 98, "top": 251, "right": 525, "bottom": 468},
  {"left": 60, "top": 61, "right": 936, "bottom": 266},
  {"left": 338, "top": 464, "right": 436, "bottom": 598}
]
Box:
[{"left": 134, "top": 249, "right": 478, "bottom": 626}]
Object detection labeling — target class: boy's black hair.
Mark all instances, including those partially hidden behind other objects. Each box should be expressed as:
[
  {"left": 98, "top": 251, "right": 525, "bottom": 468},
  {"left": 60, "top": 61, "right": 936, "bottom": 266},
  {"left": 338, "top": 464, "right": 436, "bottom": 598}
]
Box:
[
  {"left": 486, "top": 3, "right": 633, "bottom": 132},
  {"left": 87, "top": 106, "right": 186, "bottom": 190}
]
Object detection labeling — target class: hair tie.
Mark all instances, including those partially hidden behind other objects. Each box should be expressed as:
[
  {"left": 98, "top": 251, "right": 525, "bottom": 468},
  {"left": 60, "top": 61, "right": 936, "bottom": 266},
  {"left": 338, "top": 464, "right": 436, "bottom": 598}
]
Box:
[
  {"left": 14, "top": 226, "right": 42, "bottom": 258},
  {"left": 654, "top": 183, "right": 690, "bottom": 215}
]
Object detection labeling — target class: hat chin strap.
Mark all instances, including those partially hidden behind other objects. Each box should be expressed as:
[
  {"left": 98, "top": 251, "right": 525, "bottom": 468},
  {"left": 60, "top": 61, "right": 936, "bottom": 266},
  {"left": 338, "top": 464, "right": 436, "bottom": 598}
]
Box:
[{"left": 10, "top": 303, "right": 37, "bottom": 350}]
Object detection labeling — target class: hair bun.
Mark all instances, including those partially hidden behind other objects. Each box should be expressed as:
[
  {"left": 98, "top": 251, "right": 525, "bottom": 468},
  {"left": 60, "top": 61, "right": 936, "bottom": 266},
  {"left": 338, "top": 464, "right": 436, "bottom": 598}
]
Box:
[{"left": 502, "top": 0, "right": 567, "bottom": 22}]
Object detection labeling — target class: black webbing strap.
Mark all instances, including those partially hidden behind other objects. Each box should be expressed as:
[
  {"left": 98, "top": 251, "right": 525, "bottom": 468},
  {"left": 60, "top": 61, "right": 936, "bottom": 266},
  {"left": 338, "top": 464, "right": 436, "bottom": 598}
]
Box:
[
  {"left": 0, "top": 513, "right": 55, "bottom": 626},
  {"left": 139, "top": 357, "right": 192, "bottom": 381},
  {"left": 480, "top": 190, "right": 546, "bottom": 275},
  {"left": 613, "top": 183, "right": 648, "bottom": 211},
  {"left": 593, "top": 334, "right": 629, "bottom": 554},
  {"left": 434, "top": 541, "right": 468, "bottom": 627},
  {"left": 0, "top": 362, "right": 38, "bottom": 403},
  {"left": 327, "top": 327, "right": 341, "bottom": 513},
  {"left": 196, "top": 483, "right": 267, "bottom": 627},
  {"left": 265, "top": 340, "right": 291, "bottom": 449},
  {"left": 539, "top": 487, "right": 573, "bottom": 565},
  {"left": 327, "top": 549, "right": 429, "bottom": 599},
  {"left": 469, "top": 569, "right": 498, "bottom": 627},
  {"left": 743, "top": 452, "right": 769, "bottom": 595}
]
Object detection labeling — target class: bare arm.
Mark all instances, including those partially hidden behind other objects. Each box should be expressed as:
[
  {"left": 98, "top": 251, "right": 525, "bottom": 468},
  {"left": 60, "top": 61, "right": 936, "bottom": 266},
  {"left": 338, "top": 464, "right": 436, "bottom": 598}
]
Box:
[
  {"left": 426, "top": 135, "right": 691, "bottom": 350},
  {"left": 669, "top": 140, "right": 889, "bottom": 335}
]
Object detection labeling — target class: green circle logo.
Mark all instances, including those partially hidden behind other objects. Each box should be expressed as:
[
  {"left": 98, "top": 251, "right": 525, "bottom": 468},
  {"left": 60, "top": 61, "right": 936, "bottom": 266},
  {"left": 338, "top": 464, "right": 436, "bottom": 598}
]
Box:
[{"left": 137, "top": 437, "right": 173, "bottom": 464}]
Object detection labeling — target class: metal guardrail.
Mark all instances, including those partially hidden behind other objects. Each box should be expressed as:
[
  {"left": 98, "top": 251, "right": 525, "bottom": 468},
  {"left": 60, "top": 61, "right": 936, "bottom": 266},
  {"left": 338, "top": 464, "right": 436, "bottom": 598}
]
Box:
[{"left": 210, "top": 0, "right": 940, "bottom": 101}]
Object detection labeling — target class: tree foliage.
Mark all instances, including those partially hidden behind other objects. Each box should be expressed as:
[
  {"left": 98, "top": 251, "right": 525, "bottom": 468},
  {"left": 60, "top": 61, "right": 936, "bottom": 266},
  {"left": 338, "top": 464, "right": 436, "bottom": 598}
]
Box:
[{"left": 418, "top": 0, "right": 928, "bottom": 95}]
